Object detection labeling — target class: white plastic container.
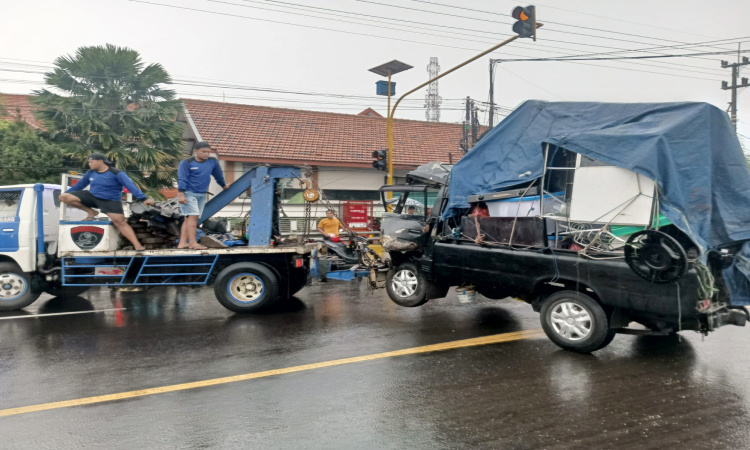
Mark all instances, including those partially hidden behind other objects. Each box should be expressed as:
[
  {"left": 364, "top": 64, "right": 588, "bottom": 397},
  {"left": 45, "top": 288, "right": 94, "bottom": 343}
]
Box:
[
  {"left": 486, "top": 193, "right": 563, "bottom": 218},
  {"left": 58, "top": 222, "right": 120, "bottom": 252},
  {"left": 456, "top": 285, "right": 476, "bottom": 303}
]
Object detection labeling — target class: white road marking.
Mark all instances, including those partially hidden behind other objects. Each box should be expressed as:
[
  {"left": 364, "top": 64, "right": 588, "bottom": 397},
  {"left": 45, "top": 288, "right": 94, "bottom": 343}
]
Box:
[{"left": 0, "top": 308, "right": 125, "bottom": 320}]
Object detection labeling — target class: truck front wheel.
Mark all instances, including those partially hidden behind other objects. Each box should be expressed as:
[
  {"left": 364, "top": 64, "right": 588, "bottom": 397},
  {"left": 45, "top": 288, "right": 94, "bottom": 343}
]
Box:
[
  {"left": 386, "top": 262, "right": 428, "bottom": 307},
  {"left": 44, "top": 284, "right": 90, "bottom": 298},
  {"left": 0, "top": 262, "right": 42, "bottom": 311},
  {"left": 214, "top": 262, "right": 280, "bottom": 313},
  {"left": 540, "top": 290, "right": 615, "bottom": 353}
]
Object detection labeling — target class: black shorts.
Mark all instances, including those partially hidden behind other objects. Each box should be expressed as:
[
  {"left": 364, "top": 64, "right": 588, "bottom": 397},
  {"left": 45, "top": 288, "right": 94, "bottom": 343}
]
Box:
[{"left": 70, "top": 191, "right": 124, "bottom": 215}]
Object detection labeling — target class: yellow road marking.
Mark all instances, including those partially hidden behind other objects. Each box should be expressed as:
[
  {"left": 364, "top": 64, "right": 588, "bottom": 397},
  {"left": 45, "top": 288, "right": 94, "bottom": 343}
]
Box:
[{"left": 0, "top": 328, "right": 545, "bottom": 418}]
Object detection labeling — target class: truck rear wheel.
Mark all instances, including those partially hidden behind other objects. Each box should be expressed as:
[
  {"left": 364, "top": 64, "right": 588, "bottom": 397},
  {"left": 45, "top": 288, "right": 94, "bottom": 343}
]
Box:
[
  {"left": 214, "top": 262, "right": 280, "bottom": 313},
  {"left": 540, "top": 290, "right": 615, "bottom": 353},
  {"left": 386, "top": 262, "right": 428, "bottom": 307},
  {"left": 0, "top": 262, "right": 42, "bottom": 310},
  {"left": 286, "top": 266, "right": 308, "bottom": 299}
]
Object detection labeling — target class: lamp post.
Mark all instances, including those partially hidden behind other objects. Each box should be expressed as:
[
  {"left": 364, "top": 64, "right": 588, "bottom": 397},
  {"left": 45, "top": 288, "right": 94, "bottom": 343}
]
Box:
[{"left": 369, "top": 60, "right": 413, "bottom": 189}]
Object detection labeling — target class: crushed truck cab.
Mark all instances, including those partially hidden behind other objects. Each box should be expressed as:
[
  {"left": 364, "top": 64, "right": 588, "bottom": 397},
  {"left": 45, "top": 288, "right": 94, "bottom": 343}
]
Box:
[{"left": 380, "top": 101, "right": 750, "bottom": 353}]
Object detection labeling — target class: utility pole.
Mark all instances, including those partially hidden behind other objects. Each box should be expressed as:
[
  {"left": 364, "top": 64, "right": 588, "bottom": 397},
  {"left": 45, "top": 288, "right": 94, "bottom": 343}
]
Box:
[
  {"left": 488, "top": 59, "right": 500, "bottom": 129},
  {"left": 460, "top": 97, "right": 479, "bottom": 151},
  {"left": 471, "top": 103, "right": 480, "bottom": 145},
  {"left": 460, "top": 96, "right": 472, "bottom": 152},
  {"left": 721, "top": 46, "right": 750, "bottom": 130},
  {"left": 424, "top": 57, "right": 442, "bottom": 122}
]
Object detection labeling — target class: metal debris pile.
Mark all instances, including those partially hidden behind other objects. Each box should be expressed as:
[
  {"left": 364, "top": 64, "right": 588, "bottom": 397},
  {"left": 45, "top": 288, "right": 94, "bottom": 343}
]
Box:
[{"left": 122, "top": 199, "right": 184, "bottom": 250}]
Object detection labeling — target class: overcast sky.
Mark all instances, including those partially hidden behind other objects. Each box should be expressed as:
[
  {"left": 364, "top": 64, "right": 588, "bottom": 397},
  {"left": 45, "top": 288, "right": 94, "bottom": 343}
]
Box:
[{"left": 2, "top": 0, "right": 749, "bottom": 141}]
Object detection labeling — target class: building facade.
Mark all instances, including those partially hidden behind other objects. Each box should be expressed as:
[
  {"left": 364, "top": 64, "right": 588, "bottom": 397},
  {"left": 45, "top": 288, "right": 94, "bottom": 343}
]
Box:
[{"left": 180, "top": 99, "right": 467, "bottom": 235}]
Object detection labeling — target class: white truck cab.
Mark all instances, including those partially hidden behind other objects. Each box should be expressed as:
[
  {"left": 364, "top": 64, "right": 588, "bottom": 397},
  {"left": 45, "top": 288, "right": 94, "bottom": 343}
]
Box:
[{"left": 0, "top": 183, "right": 69, "bottom": 309}]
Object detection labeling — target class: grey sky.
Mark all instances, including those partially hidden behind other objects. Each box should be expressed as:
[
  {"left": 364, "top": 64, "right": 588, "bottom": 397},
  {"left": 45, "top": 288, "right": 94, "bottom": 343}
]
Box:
[{"left": 1, "top": 0, "right": 749, "bottom": 140}]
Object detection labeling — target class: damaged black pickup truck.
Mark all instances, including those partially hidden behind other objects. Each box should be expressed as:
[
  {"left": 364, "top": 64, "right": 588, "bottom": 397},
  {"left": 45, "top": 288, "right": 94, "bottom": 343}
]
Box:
[{"left": 379, "top": 101, "right": 750, "bottom": 353}]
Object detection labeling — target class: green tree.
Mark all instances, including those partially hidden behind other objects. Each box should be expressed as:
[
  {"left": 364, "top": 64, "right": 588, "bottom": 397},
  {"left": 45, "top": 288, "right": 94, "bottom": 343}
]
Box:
[
  {"left": 32, "top": 44, "right": 184, "bottom": 197},
  {"left": 0, "top": 119, "right": 66, "bottom": 184}
]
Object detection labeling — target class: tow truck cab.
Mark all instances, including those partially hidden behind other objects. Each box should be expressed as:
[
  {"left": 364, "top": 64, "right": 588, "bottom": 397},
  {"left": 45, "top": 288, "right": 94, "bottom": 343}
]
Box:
[{"left": 0, "top": 167, "right": 316, "bottom": 313}]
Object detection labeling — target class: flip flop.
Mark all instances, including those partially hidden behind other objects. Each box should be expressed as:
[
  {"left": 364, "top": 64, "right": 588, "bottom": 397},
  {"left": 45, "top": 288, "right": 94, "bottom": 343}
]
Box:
[{"left": 83, "top": 215, "right": 97, "bottom": 221}]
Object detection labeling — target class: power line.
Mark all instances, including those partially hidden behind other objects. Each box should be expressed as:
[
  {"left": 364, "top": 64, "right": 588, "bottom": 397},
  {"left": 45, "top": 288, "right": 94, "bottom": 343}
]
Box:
[
  {"left": 3, "top": 2, "right": 744, "bottom": 84},
  {"left": 235, "top": 0, "right": 731, "bottom": 76},
  {"left": 0, "top": 64, "right": 466, "bottom": 104},
  {"left": 262, "top": 0, "right": 745, "bottom": 64},
  {"left": 497, "top": 49, "right": 750, "bottom": 63},
  {"left": 0, "top": 78, "right": 498, "bottom": 114},
  {"left": 123, "top": 0, "right": 730, "bottom": 83},
  {"left": 352, "top": 0, "right": 731, "bottom": 51},
  {"left": 127, "top": 0, "right": 485, "bottom": 53},
  {"left": 526, "top": 2, "right": 724, "bottom": 40},
  {"left": 409, "top": 0, "right": 734, "bottom": 52},
  {"left": 520, "top": 37, "right": 750, "bottom": 61}
]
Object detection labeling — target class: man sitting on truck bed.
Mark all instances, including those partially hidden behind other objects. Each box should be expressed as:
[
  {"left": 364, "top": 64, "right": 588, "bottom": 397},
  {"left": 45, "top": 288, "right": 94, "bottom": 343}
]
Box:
[
  {"left": 59, "top": 153, "right": 155, "bottom": 251},
  {"left": 177, "top": 141, "right": 228, "bottom": 250}
]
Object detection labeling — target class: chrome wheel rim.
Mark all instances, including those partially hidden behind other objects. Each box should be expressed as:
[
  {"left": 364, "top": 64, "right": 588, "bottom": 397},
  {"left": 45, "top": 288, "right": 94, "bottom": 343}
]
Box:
[
  {"left": 0, "top": 273, "right": 27, "bottom": 301},
  {"left": 550, "top": 301, "right": 592, "bottom": 341},
  {"left": 392, "top": 269, "right": 418, "bottom": 298},
  {"left": 228, "top": 274, "right": 264, "bottom": 303}
]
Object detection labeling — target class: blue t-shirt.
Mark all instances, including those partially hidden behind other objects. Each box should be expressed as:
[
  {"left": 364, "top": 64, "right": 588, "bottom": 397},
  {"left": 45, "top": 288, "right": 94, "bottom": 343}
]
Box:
[
  {"left": 177, "top": 157, "right": 226, "bottom": 194},
  {"left": 67, "top": 167, "right": 146, "bottom": 202}
]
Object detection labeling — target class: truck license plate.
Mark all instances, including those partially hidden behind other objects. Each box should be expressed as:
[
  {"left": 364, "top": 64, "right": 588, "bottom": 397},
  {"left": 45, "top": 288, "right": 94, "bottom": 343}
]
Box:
[{"left": 95, "top": 267, "right": 125, "bottom": 276}]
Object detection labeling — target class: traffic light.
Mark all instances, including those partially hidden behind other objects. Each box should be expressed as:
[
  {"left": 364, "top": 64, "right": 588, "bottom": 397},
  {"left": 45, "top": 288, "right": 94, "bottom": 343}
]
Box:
[
  {"left": 511, "top": 5, "right": 536, "bottom": 40},
  {"left": 372, "top": 149, "right": 388, "bottom": 171}
]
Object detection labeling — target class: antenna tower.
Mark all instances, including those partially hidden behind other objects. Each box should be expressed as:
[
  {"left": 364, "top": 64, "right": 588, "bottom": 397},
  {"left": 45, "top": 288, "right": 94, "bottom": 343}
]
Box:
[{"left": 424, "top": 57, "right": 442, "bottom": 122}]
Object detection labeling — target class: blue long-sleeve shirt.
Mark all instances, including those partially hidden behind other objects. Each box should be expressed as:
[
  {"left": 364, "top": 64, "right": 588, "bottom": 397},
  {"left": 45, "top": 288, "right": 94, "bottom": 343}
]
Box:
[
  {"left": 67, "top": 167, "right": 147, "bottom": 201},
  {"left": 177, "top": 157, "right": 226, "bottom": 193}
]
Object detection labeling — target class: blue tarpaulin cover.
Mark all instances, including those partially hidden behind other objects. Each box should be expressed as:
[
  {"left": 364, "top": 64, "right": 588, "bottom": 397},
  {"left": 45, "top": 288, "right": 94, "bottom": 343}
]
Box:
[{"left": 447, "top": 100, "right": 750, "bottom": 304}]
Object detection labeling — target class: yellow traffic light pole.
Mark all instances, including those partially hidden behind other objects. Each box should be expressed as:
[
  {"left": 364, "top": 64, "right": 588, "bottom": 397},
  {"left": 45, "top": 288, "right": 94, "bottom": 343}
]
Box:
[
  {"left": 386, "top": 69, "right": 392, "bottom": 198},
  {"left": 386, "top": 23, "right": 543, "bottom": 186}
]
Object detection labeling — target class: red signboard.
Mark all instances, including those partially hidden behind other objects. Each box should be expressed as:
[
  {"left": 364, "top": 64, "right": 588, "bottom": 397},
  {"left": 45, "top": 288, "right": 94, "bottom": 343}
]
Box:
[{"left": 342, "top": 201, "right": 374, "bottom": 231}]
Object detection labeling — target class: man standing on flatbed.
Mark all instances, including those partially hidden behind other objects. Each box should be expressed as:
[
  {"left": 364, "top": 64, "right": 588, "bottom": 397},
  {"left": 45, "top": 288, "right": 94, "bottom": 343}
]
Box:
[
  {"left": 59, "top": 153, "right": 155, "bottom": 251},
  {"left": 178, "top": 141, "right": 228, "bottom": 249}
]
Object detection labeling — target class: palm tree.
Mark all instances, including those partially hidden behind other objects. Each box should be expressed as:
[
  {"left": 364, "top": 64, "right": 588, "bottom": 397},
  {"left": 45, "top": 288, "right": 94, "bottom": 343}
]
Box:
[{"left": 32, "top": 44, "right": 184, "bottom": 197}]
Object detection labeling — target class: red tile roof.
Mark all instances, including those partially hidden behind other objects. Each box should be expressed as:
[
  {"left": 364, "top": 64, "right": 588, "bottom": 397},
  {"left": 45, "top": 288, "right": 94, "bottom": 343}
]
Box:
[
  {"left": 357, "top": 107, "right": 383, "bottom": 118},
  {"left": 0, "top": 94, "right": 42, "bottom": 129},
  {"left": 183, "top": 99, "right": 467, "bottom": 168}
]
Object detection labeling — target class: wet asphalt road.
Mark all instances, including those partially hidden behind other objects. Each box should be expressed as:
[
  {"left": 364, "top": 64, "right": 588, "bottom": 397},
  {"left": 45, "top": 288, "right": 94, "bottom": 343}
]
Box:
[{"left": 0, "top": 281, "right": 749, "bottom": 449}]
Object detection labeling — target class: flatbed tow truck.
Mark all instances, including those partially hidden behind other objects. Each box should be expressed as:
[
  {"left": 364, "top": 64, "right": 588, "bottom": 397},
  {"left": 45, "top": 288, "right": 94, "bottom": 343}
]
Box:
[{"left": 0, "top": 166, "right": 318, "bottom": 313}]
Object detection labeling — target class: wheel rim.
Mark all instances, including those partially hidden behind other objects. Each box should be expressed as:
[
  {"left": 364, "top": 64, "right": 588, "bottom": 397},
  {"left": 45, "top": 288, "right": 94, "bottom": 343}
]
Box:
[
  {"left": 391, "top": 269, "right": 418, "bottom": 298},
  {"left": 550, "top": 301, "right": 592, "bottom": 341},
  {"left": 0, "top": 273, "right": 27, "bottom": 301},
  {"left": 227, "top": 274, "right": 265, "bottom": 303}
]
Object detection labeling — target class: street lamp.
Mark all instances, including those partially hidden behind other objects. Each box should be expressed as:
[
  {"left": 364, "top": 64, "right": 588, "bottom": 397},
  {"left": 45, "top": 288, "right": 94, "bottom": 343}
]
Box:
[{"left": 369, "top": 60, "right": 413, "bottom": 188}]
